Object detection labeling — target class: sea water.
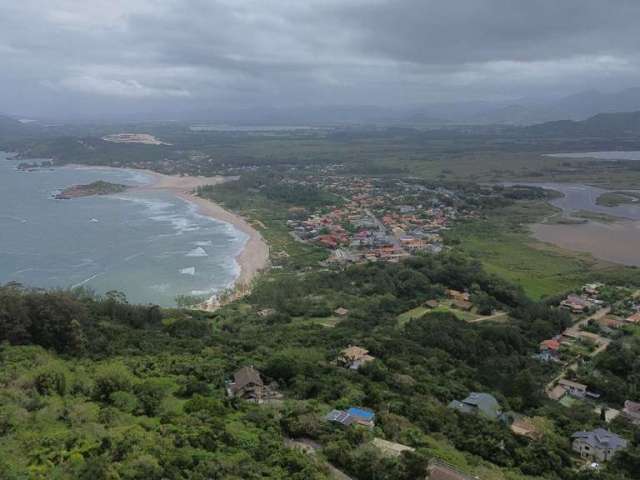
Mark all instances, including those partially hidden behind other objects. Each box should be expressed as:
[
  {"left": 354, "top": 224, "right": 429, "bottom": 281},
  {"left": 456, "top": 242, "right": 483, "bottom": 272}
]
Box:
[{"left": 0, "top": 152, "right": 247, "bottom": 306}]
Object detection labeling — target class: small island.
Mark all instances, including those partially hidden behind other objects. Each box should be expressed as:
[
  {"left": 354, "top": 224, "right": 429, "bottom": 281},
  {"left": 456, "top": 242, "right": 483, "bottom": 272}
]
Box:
[{"left": 54, "top": 180, "right": 129, "bottom": 199}]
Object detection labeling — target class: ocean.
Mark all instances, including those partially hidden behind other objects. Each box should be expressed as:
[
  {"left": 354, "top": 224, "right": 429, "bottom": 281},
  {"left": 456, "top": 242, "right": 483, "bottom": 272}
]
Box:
[{"left": 0, "top": 152, "right": 247, "bottom": 306}]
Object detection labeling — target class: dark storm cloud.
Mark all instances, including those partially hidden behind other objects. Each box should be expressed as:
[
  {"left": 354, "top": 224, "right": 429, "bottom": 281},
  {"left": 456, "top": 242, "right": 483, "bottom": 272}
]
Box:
[{"left": 1, "top": 0, "right": 640, "bottom": 118}]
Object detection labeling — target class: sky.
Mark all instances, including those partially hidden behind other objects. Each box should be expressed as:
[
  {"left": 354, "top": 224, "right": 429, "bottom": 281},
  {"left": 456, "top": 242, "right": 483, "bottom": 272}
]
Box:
[{"left": 2, "top": 0, "right": 640, "bottom": 120}]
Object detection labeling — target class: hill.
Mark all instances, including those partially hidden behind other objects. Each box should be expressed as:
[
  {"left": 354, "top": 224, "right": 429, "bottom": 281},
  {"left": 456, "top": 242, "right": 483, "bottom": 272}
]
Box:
[{"left": 524, "top": 111, "right": 640, "bottom": 137}]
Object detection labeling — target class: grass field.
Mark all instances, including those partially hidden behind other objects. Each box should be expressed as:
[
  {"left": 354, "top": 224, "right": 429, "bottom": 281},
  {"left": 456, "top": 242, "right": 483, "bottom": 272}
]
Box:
[{"left": 446, "top": 201, "right": 615, "bottom": 299}]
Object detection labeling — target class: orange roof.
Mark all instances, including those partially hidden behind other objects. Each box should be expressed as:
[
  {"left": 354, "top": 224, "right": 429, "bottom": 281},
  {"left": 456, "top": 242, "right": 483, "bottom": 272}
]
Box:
[{"left": 540, "top": 339, "right": 561, "bottom": 351}]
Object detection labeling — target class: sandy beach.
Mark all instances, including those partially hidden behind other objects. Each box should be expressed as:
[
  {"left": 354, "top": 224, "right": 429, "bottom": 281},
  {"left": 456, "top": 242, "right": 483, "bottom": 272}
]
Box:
[
  {"left": 132, "top": 170, "right": 270, "bottom": 308},
  {"left": 67, "top": 165, "right": 269, "bottom": 308}
]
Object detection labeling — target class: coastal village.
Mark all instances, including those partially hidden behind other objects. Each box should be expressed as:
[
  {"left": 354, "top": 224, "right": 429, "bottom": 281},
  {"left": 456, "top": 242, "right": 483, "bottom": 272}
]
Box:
[{"left": 286, "top": 174, "right": 466, "bottom": 264}]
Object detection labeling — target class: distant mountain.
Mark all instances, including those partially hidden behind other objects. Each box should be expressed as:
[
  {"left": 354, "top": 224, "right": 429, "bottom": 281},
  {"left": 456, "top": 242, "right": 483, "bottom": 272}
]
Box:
[
  {"left": 524, "top": 111, "right": 640, "bottom": 137},
  {"left": 470, "top": 88, "right": 640, "bottom": 126}
]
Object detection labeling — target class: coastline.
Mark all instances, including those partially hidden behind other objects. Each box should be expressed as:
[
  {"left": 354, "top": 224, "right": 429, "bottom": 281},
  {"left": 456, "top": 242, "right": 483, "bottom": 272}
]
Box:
[
  {"left": 133, "top": 170, "right": 270, "bottom": 309},
  {"left": 67, "top": 164, "right": 269, "bottom": 309}
]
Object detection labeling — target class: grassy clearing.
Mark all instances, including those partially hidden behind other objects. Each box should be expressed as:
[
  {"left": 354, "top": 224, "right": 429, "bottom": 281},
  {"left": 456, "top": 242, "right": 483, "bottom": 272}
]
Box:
[
  {"left": 446, "top": 201, "right": 606, "bottom": 299},
  {"left": 397, "top": 305, "right": 480, "bottom": 327}
]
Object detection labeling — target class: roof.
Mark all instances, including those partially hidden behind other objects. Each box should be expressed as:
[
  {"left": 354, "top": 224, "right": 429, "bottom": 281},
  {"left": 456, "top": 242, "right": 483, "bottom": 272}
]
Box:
[
  {"left": 540, "top": 339, "right": 561, "bottom": 351},
  {"left": 624, "top": 400, "right": 640, "bottom": 414},
  {"left": 626, "top": 313, "right": 640, "bottom": 324},
  {"left": 559, "top": 379, "right": 587, "bottom": 391},
  {"left": 572, "top": 428, "right": 628, "bottom": 451},
  {"left": 452, "top": 299, "right": 473, "bottom": 311},
  {"left": 325, "top": 407, "right": 375, "bottom": 426},
  {"left": 341, "top": 345, "right": 370, "bottom": 361},
  {"left": 347, "top": 407, "right": 375, "bottom": 421},
  {"left": 325, "top": 409, "right": 354, "bottom": 426},
  {"left": 334, "top": 307, "right": 349, "bottom": 316},
  {"left": 231, "top": 366, "right": 263, "bottom": 392},
  {"left": 450, "top": 392, "right": 501, "bottom": 419}
]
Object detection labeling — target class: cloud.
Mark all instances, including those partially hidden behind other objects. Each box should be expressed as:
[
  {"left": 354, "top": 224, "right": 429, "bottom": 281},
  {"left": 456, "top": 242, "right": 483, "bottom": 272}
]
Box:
[
  {"left": 1, "top": 0, "right": 640, "bottom": 118},
  {"left": 59, "top": 76, "right": 191, "bottom": 98}
]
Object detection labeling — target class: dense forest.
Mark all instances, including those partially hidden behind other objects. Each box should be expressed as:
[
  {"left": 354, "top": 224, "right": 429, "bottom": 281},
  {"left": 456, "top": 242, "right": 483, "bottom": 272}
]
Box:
[{"left": 1, "top": 254, "right": 639, "bottom": 479}]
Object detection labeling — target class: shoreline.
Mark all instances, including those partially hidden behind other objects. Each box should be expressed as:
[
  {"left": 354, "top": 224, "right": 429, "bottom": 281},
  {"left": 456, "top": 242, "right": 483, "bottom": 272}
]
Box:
[{"left": 67, "top": 164, "right": 269, "bottom": 309}]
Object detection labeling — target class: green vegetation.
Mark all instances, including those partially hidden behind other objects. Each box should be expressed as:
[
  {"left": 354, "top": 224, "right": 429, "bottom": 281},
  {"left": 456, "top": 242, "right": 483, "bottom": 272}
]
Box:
[
  {"left": 445, "top": 200, "right": 638, "bottom": 299},
  {"left": 55, "top": 180, "right": 129, "bottom": 199},
  {"left": 2, "top": 253, "right": 640, "bottom": 479},
  {"left": 596, "top": 191, "right": 640, "bottom": 207}
]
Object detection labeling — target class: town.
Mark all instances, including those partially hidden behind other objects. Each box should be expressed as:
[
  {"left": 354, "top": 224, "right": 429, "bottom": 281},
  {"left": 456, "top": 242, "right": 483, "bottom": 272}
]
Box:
[{"left": 286, "top": 174, "right": 469, "bottom": 264}]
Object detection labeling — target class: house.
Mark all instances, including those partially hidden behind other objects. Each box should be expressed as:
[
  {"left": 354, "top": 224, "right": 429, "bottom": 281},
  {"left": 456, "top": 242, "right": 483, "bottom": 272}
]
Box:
[
  {"left": 625, "top": 312, "right": 640, "bottom": 324},
  {"left": 425, "top": 459, "right": 476, "bottom": 480},
  {"left": 560, "top": 294, "right": 591, "bottom": 314},
  {"left": 446, "top": 289, "right": 470, "bottom": 302},
  {"left": 452, "top": 299, "right": 473, "bottom": 311},
  {"left": 597, "top": 316, "right": 626, "bottom": 329},
  {"left": 424, "top": 299, "right": 440, "bottom": 309},
  {"left": 623, "top": 400, "right": 640, "bottom": 425},
  {"left": 334, "top": 307, "right": 349, "bottom": 317},
  {"left": 338, "top": 345, "right": 376, "bottom": 370},
  {"left": 558, "top": 379, "right": 588, "bottom": 399},
  {"left": 583, "top": 283, "right": 603, "bottom": 296},
  {"left": 325, "top": 407, "right": 375, "bottom": 428},
  {"left": 537, "top": 338, "right": 561, "bottom": 362},
  {"left": 227, "top": 366, "right": 265, "bottom": 403},
  {"left": 371, "top": 438, "right": 415, "bottom": 457},
  {"left": 510, "top": 417, "right": 543, "bottom": 440},
  {"left": 448, "top": 392, "right": 502, "bottom": 420},
  {"left": 257, "top": 308, "right": 276, "bottom": 318},
  {"left": 572, "top": 428, "right": 628, "bottom": 462}
]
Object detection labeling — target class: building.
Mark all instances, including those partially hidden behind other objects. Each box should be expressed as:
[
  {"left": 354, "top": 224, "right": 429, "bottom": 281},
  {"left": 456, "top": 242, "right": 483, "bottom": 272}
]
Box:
[
  {"left": 623, "top": 400, "right": 640, "bottom": 425},
  {"left": 448, "top": 392, "right": 502, "bottom": 420},
  {"left": 326, "top": 407, "right": 375, "bottom": 428},
  {"left": 425, "top": 459, "right": 476, "bottom": 480},
  {"left": 334, "top": 307, "right": 349, "bottom": 317},
  {"left": 572, "top": 428, "right": 628, "bottom": 462},
  {"left": 558, "top": 379, "right": 588, "bottom": 399},
  {"left": 597, "top": 316, "right": 626, "bottom": 329},
  {"left": 371, "top": 438, "right": 415, "bottom": 458},
  {"left": 446, "top": 289, "right": 470, "bottom": 302},
  {"left": 452, "top": 299, "right": 473, "bottom": 311},
  {"left": 560, "top": 294, "right": 591, "bottom": 314},
  {"left": 424, "top": 299, "right": 439, "bottom": 309},
  {"left": 226, "top": 366, "right": 265, "bottom": 403},
  {"left": 338, "top": 345, "right": 376, "bottom": 370},
  {"left": 625, "top": 312, "right": 640, "bottom": 324},
  {"left": 537, "top": 338, "right": 561, "bottom": 362}
]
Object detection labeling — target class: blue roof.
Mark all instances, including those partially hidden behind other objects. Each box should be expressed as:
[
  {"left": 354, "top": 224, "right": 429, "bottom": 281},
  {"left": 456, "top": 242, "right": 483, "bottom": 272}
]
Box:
[{"left": 347, "top": 407, "right": 375, "bottom": 421}]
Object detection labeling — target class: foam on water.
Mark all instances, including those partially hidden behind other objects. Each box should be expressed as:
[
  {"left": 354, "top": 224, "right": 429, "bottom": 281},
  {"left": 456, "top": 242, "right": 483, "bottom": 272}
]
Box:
[
  {"left": 0, "top": 153, "right": 247, "bottom": 306},
  {"left": 186, "top": 247, "right": 208, "bottom": 257}
]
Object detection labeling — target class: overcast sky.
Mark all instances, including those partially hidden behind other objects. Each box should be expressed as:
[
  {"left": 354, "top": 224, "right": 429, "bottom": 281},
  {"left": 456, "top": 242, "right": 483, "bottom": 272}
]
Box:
[{"left": 2, "top": 0, "right": 640, "bottom": 119}]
